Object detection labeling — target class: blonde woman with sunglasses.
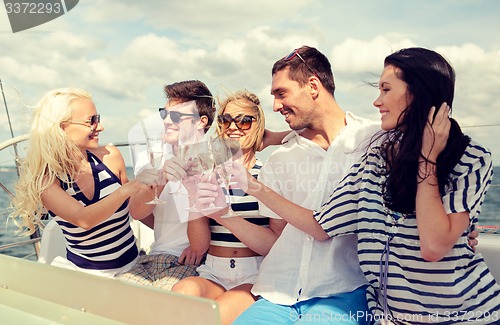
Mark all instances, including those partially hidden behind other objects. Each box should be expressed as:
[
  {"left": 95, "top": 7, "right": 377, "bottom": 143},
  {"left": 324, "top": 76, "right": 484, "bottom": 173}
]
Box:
[
  {"left": 10, "top": 88, "right": 150, "bottom": 277},
  {"left": 172, "top": 89, "right": 287, "bottom": 325}
]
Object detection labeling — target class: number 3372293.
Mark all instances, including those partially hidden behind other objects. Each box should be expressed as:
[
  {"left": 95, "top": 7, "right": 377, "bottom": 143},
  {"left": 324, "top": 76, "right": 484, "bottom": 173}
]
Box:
[{"left": 5, "top": 2, "right": 62, "bottom": 14}]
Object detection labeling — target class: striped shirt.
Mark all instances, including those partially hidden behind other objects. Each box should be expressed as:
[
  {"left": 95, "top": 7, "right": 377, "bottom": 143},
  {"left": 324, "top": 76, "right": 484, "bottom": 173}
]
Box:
[
  {"left": 210, "top": 160, "right": 269, "bottom": 248},
  {"left": 315, "top": 141, "right": 499, "bottom": 324},
  {"left": 51, "top": 151, "right": 138, "bottom": 270}
]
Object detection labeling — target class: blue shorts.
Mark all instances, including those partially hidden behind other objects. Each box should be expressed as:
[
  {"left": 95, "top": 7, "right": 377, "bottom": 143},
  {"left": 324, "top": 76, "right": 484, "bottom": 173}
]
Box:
[{"left": 232, "top": 286, "right": 371, "bottom": 324}]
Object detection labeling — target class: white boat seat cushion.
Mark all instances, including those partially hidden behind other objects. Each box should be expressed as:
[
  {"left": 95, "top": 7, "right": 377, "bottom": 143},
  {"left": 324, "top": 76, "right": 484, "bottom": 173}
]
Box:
[{"left": 38, "top": 219, "right": 67, "bottom": 264}]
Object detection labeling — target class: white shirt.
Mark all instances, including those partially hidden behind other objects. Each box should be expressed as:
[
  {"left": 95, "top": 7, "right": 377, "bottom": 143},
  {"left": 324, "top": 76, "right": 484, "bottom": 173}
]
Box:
[{"left": 252, "top": 112, "right": 381, "bottom": 305}]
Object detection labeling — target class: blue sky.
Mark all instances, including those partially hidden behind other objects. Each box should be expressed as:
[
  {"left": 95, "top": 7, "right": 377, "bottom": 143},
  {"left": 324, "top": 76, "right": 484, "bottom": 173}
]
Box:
[{"left": 0, "top": 0, "right": 499, "bottom": 165}]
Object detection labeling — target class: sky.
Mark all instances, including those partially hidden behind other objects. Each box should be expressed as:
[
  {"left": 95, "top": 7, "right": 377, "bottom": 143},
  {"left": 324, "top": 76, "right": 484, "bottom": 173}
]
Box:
[{"left": 0, "top": 0, "right": 499, "bottom": 166}]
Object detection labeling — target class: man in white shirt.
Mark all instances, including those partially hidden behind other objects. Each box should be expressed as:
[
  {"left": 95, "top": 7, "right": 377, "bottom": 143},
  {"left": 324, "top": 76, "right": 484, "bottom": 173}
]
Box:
[
  {"left": 116, "top": 80, "right": 216, "bottom": 290},
  {"left": 233, "top": 46, "right": 378, "bottom": 324}
]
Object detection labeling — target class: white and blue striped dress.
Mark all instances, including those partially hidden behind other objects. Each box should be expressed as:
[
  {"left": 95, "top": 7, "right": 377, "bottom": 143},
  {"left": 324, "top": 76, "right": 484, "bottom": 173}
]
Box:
[
  {"left": 50, "top": 151, "right": 138, "bottom": 271},
  {"left": 315, "top": 141, "right": 499, "bottom": 324}
]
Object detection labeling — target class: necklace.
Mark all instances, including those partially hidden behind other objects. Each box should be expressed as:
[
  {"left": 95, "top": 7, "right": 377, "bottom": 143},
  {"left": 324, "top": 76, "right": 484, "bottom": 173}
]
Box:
[{"left": 379, "top": 171, "right": 411, "bottom": 322}]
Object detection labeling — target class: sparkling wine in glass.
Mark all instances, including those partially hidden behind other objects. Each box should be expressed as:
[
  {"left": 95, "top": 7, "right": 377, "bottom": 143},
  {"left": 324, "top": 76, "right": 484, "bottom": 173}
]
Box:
[
  {"left": 145, "top": 132, "right": 165, "bottom": 205},
  {"left": 212, "top": 137, "right": 240, "bottom": 217},
  {"left": 198, "top": 140, "right": 222, "bottom": 213},
  {"left": 169, "top": 125, "right": 199, "bottom": 195},
  {"left": 186, "top": 140, "right": 217, "bottom": 212}
]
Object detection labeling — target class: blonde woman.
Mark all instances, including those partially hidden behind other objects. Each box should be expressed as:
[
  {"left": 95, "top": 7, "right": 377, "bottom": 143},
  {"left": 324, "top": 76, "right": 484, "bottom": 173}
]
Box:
[
  {"left": 10, "top": 88, "right": 150, "bottom": 277},
  {"left": 172, "top": 90, "right": 287, "bottom": 325}
]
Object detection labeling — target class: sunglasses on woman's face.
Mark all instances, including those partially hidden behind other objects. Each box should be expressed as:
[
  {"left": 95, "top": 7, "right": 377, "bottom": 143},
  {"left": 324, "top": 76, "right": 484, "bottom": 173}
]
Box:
[
  {"left": 158, "top": 108, "right": 197, "bottom": 123},
  {"left": 68, "top": 114, "right": 100, "bottom": 131},
  {"left": 218, "top": 114, "right": 256, "bottom": 131}
]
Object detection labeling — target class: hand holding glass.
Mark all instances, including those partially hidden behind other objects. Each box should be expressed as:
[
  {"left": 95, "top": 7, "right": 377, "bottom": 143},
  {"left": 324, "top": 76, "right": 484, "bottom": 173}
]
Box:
[
  {"left": 212, "top": 137, "right": 240, "bottom": 217},
  {"left": 170, "top": 125, "right": 199, "bottom": 195},
  {"left": 186, "top": 140, "right": 219, "bottom": 213}
]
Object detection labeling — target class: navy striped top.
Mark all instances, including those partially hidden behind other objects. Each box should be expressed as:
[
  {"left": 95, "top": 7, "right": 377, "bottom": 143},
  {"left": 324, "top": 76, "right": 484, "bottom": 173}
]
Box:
[
  {"left": 315, "top": 142, "right": 499, "bottom": 324},
  {"left": 50, "top": 151, "right": 138, "bottom": 270},
  {"left": 210, "top": 160, "right": 269, "bottom": 248}
]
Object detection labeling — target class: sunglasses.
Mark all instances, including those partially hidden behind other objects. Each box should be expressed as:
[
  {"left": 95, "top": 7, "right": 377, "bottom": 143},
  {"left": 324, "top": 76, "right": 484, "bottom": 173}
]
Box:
[
  {"left": 218, "top": 114, "right": 256, "bottom": 131},
  {"left": 159, "top": 108, "right": 197, "bottom": 123},
  {"left": 284, "top": 49, "right": 320, "bottom": 80},
  {"left": 69, "top": 114, "right": 100, "bottom": 131}
]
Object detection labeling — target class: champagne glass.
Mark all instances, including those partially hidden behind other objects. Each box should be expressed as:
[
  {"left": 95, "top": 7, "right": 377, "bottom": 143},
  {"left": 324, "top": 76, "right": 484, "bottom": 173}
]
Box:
[
  {"left": 145, "top": 131, "right": 165, "bottom": 205},
  {"left": 169, "top": 124, "right": 199, "bottom": 195},
  {"left": 186, "top": 140, "right": 218, "bottom": 212},
  {"left": 197, "top": 142, "right": 215, "bottom": 178},
  {"left": 212, "top": 136, "right": 240, "bottom": 217}
]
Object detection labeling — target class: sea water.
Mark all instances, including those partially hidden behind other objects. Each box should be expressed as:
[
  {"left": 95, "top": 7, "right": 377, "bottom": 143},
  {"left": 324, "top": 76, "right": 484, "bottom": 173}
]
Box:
[{"left": 1, "top": 167, "right": 500, "bottom": 259}]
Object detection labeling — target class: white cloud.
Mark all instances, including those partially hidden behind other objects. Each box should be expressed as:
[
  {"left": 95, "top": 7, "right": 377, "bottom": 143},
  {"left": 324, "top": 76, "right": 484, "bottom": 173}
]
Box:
[
  {"left": 77, "top": 0, "right": 315, "bottom": 41},
  {"left": 330, "top": 36, "right": 417, "bottom": 73},
  {"left": 437, "top": 44, "right": 500, "bottom": 121},
  {"left": 215, "top": 40, "right": 246, "bottom": 63}
]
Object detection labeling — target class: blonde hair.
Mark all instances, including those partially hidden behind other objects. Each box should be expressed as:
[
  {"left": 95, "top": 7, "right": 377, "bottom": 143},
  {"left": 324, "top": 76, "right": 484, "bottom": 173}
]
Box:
[
  {"left": 9, "top": 88, "right": 93, "bottom": 235},
  {"left": 216, "top": 89, "right": 265, "bottom": 152}
]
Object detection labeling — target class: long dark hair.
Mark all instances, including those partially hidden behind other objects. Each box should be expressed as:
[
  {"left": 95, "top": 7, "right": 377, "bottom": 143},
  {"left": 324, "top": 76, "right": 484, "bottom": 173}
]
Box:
[{"left": 380, "top": 47, "right": 470, "bottom": 214}]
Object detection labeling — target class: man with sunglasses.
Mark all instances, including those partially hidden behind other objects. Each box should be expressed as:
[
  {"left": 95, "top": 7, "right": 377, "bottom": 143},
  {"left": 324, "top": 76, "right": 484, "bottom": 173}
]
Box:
[
  {"left": 232, "top": 46, "right": 381, "bottom": 324},
  {"left": 117, "top": 80, "right": 216, "bottom": 290}
]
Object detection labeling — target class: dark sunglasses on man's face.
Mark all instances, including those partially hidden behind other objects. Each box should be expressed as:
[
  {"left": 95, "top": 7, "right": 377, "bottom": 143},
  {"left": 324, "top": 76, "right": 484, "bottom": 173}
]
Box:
[
  {"left": 218, "top": 114, "right": 256, "bottom": 131},
  {"left": 158, "top": 108, "right": 197, "bottom": 123}
]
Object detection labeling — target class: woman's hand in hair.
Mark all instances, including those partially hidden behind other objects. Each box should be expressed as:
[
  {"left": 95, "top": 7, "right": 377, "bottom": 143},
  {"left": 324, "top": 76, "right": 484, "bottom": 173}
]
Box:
[{"left": 421, "top": 102, "right": 451, "bottom": 163}]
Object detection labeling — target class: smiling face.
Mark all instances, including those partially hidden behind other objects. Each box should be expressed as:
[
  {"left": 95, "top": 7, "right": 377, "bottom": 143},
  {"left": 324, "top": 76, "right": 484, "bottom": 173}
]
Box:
[
  {"left": 162, "top": 100, "right": 201, "bottom": 145},
  {"left": 219, "top": 101, "right": 259, "bottom": 151},
  {"left": 63, "top": 99, "right": 103, "bottom": 149},
  {"left": 271, "top": 68, "right": 315, "bottom": 130},
  {"left": 373, "top": 65, "right": 412, "bottom": 131}
]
